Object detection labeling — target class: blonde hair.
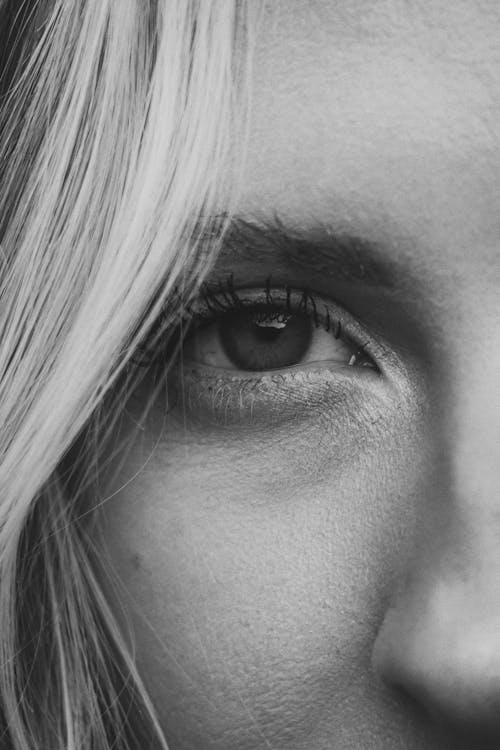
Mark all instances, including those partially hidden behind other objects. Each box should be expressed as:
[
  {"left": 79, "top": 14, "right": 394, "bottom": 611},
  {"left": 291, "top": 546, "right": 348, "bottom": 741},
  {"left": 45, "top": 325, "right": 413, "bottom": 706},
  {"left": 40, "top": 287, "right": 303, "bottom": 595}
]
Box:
[{"left": 0, "top": 1, "right": 255, "bottom": 747}]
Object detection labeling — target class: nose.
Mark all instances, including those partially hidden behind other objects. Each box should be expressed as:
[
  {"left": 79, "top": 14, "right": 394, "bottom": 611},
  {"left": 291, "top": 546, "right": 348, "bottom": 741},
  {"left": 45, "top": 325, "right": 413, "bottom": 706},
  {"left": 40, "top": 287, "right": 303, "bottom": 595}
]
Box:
[{"left": 374, "top": 325, "right": 500, "bottom": 740}]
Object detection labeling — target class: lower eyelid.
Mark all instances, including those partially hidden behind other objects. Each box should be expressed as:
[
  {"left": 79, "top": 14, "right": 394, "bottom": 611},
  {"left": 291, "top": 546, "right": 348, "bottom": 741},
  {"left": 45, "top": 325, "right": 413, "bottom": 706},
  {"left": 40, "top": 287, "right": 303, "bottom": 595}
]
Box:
[
  {"left": 182, "top": 358, "right": 378, "bottom": 379},
  {"left": 168, "top": 361, "right": 382, "bottom": 428}
]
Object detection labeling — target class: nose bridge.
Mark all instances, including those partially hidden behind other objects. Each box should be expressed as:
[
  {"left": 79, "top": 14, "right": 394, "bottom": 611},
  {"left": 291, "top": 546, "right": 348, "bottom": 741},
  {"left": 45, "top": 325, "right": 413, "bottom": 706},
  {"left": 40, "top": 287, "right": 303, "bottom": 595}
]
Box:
[
  {"left": 438, "top": 309, "right": 500, "bottom": 576},
  {"left": 422, "top": 303, "right": 500, "bottom": 573},
  {"left": 446, "top": 321, "right": 500, "bottom": 512}
]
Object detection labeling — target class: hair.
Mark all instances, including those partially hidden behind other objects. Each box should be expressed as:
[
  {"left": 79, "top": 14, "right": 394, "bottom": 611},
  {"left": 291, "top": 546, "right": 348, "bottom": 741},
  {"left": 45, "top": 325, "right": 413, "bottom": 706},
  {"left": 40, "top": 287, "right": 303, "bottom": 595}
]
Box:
[{"left": 0, "top": 1, "right": 256, "bottom": 747}]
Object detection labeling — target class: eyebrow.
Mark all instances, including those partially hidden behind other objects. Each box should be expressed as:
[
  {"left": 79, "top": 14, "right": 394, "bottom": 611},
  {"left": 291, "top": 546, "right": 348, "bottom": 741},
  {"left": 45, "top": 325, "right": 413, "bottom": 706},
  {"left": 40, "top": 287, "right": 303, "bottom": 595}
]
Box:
[{"left": 201, "top": 216, "right": 396, "bottom": 288}]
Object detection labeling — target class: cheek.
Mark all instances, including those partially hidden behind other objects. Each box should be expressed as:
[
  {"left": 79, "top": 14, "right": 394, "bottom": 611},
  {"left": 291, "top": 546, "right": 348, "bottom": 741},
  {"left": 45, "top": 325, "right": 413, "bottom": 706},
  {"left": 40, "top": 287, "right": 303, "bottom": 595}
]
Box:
[{"left": 96, "top": 378, "right": 422, "bottom": 748}]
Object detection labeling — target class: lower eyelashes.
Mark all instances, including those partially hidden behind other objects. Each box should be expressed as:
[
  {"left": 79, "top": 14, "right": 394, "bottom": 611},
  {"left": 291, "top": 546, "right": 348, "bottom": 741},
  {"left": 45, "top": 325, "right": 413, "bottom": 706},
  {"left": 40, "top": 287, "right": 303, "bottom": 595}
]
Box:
[{"left": 169, "top": 365, "right": 377, "bottom": 429}]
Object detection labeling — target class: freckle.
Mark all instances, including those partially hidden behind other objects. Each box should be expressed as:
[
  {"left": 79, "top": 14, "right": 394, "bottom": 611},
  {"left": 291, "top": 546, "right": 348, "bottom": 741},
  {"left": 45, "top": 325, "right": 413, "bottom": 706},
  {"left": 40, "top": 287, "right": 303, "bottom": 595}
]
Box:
[{"left": 131, "top": 553, "right": 142, "bottom": 571}]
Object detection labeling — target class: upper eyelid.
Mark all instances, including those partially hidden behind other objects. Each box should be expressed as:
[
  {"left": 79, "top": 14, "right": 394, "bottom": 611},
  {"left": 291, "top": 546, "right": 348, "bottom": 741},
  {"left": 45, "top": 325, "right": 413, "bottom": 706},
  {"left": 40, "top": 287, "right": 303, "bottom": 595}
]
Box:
[{"left": 194, "top": 280, "right": 337, "bottom": 324}]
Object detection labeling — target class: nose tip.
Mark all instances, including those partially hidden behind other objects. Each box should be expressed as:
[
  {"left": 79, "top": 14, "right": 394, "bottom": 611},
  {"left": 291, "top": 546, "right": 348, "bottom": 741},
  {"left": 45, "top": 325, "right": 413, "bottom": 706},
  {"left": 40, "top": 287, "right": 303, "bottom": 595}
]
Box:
[{"left": 373, "top": 588, "right": 500, "bottom": 739}]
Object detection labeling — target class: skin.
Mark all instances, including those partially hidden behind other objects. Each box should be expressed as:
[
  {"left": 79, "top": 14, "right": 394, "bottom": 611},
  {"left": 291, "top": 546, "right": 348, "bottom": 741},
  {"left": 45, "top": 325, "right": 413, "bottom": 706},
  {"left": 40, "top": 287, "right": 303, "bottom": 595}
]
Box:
[{"left": 98, "top": 1, "right": 500, "bottom": 747}]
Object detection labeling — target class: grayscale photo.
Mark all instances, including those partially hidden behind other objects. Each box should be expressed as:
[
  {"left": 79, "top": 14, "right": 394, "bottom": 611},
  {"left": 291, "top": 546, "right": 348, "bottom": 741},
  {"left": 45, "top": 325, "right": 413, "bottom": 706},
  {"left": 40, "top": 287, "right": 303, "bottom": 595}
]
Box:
[{"left": 0, "top": 1, "right": 499, "bottom": 748}]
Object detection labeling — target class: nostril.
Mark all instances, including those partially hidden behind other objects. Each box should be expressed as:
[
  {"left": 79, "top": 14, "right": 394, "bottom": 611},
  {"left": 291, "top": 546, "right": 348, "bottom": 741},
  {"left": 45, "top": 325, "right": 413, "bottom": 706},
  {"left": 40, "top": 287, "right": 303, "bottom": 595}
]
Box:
[{"left": 382, "top": 677, "right": 500, "bottom": 749}]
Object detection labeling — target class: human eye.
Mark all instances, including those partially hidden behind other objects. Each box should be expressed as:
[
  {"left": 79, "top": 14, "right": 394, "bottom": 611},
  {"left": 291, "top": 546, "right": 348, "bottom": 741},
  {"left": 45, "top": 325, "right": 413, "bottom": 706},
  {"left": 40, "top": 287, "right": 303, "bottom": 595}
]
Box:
[
  {"left": 130, "top": 276, "right": 385, "bottom": 428},
  {"left": 182, "top": 279, "right": 377, "bottom": 374}
]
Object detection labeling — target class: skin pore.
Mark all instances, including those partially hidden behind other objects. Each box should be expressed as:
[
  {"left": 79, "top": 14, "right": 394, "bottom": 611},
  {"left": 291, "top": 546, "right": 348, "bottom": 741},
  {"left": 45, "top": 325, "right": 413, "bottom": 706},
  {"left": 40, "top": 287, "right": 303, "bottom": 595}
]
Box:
[{"left": 97, "top": 1, "right": 500, "bottom": 748}]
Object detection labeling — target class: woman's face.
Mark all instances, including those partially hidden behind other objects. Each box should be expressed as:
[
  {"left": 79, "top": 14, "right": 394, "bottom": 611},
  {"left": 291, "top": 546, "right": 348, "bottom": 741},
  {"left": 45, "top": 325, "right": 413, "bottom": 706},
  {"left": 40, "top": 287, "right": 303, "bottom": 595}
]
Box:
[{"left": 100, "top": 1, "right": 500, "bottom": 748}]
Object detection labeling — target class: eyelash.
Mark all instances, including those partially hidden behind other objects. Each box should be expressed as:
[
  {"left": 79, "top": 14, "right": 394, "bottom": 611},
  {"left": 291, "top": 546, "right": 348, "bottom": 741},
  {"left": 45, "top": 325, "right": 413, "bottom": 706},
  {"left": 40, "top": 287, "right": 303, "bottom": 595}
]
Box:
[
  {"left": 201, "top": 278, "right": 338, "bottom": 333},
  {"left": 130, "top": 275, "right": 378, "bottom": 374}
]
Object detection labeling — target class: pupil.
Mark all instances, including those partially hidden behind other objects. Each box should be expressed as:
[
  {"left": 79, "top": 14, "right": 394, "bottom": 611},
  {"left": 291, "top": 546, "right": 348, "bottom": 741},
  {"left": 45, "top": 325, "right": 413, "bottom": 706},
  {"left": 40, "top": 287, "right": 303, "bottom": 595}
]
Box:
[
  {"left": 253, "top": 322, "right": 283, "bottom": 343},
  {"left": 219, "top": 309, "right": 312, "bottom": 371}
]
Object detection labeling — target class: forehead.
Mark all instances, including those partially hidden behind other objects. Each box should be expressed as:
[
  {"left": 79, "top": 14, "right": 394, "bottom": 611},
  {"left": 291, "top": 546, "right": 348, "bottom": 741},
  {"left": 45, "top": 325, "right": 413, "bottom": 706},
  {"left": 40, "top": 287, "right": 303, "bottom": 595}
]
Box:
[{"left": 238, "top": 0, "right": 500, "bottom": 276}]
